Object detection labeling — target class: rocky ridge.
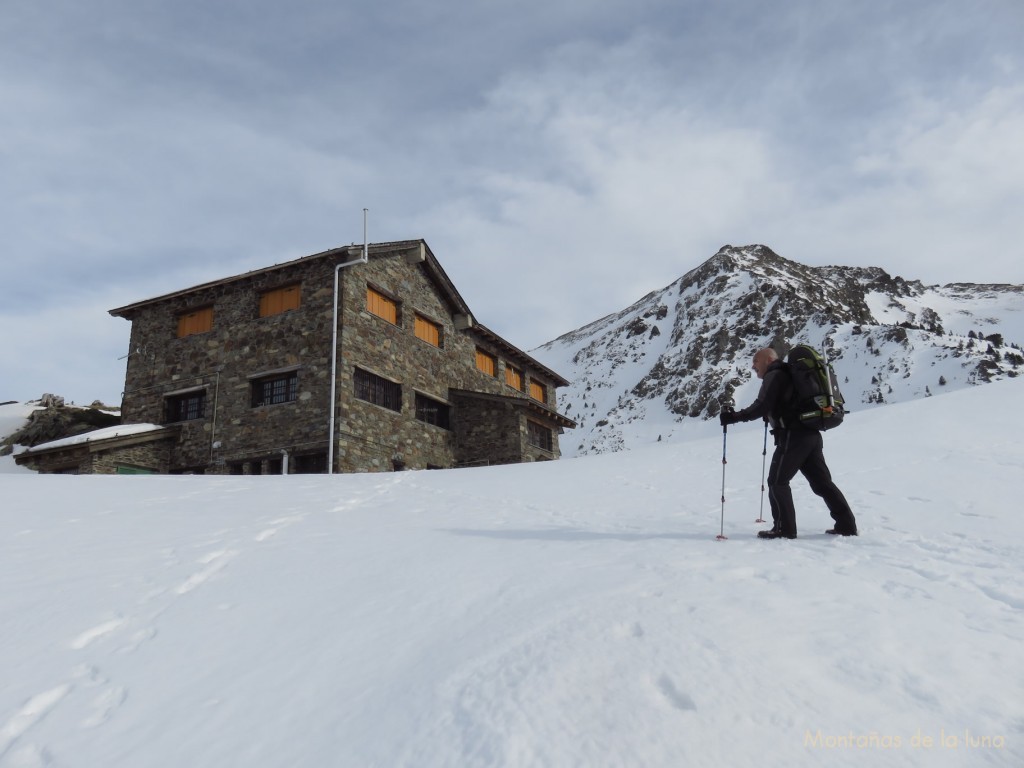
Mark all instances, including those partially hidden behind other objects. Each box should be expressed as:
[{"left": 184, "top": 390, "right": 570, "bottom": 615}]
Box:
[{"left": 533, "top": 245, "right": 1024, "bottom": 456}]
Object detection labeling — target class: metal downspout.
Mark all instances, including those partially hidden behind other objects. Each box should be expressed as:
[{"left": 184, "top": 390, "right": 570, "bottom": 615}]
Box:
[{"left": 328, "top": 210, "right": 369, "bottom": 474}]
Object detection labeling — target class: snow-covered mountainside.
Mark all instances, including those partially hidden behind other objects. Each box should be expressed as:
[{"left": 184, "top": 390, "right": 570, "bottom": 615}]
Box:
[{"left": 534, "top": 245, "right": 1024, "bottom": 456}]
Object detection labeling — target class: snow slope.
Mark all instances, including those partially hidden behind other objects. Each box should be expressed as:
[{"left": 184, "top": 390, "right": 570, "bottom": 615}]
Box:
[{"left": 1, "top": 381, "right": 1022, "bottom": 767}]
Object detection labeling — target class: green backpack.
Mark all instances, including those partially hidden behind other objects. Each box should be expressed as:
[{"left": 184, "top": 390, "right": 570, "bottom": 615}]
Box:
[{"left": 784, "top": 344, "right": 846, "bottom": 430}]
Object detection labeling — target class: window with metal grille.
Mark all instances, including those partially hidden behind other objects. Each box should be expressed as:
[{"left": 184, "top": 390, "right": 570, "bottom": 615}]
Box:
[
  {"left": 415, "top": 315, "right": 442, "bottom": 347},
  {"left": 165, "top": 390, "right": 206, "bottom": 422},
  {"left": 251, "top": 371, "right": 299, "bottom": 407},
  {"left": 366, "top": 286, "right": 398, "bottom": 324},
  {"left": 527, "top": 420, "right": 553, "bottom": 452},
  {"left": 415, "top": 393, "right": 450, "bottom": 429},
  {"left": 505, "top": 365, "right": 523, "bottom": 391},
  {"left": 259, "top": 284, "right": 301, "bottom": 317},
  {"left": 177, "top": 306, "right": 213, "bottom": 337},
  {"left": 354, "top": 368, "right": 402, "bottom": 412},
  {"left": 475, "top": 348, "right": 496, "bottom": 376}
]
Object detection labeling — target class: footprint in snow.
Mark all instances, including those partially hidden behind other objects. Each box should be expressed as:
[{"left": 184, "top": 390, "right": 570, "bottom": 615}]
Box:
[
  {"left": 656, "top": 674, "right": 697, "bottom": 712},
  {"left": 0, "top": 685, "right": 72, "bottom": 760},
  {"left": 175, "top": 549, "right": 238, "bottom": 595},
  {"left": 68, "top": 617, "right": 128, "bottom": 651},
  {"left": 81, "top": 686, "right": 127, "bottom": 729}
]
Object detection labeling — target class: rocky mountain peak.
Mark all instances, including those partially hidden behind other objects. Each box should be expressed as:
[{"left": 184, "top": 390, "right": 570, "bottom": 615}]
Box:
[{"left": 533, "top": 246, "right": 1024, "bottom": 456}]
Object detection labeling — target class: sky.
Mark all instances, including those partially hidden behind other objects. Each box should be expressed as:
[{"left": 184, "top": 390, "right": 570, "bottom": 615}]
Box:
[
  {"left": 1, "top": 380, "right": 1023, "bottom": 766},
  {"left": 2, "top": 0, "right": 1023, "bottom": 405}
]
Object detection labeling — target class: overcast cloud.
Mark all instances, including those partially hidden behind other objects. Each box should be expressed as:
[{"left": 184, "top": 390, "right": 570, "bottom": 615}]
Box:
[{"left": 2, "top": 0, "right": 1022, "bottom": 404}]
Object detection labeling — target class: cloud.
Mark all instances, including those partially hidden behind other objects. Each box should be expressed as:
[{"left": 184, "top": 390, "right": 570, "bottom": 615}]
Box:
[{"left": 2, "top": 0, "right": 1023, "bottom": 398}]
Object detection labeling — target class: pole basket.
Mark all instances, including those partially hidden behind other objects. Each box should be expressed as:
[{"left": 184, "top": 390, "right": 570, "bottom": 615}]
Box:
[{"left": 715, "top": 534, "right": 728, "bottom": 541}]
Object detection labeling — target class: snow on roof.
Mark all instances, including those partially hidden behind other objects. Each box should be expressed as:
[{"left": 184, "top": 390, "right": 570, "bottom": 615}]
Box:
[{"left": 22, "top": 423, "right": 166, "bottom": 453}]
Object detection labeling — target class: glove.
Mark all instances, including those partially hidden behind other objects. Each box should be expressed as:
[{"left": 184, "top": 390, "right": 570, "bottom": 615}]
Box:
[{"left": 719, "top": 407, "right": 739, "bottom": 427}]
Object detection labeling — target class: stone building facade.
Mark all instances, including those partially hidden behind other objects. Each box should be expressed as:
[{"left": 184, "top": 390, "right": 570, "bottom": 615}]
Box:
[{"left": 100, "top": 239, "right": 574, "bottom": 475}]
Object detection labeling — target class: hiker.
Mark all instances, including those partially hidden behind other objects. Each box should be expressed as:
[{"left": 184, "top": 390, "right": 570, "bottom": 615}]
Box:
[{"left": 719, "top": 347, "right": 858, "bottom": 539}]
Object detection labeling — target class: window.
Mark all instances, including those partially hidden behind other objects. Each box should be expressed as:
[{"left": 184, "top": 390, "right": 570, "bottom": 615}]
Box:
[
  {"left": 259, "top": 284, "right": 301, "bottom": 317},
  {"left": 529, "top": 380, "right": 547, "bottom": 403},
  {"left": 177, "top": 307, "right": 213, "bottom": 337},
  {"left": 294, "top": 452, "right": 328, "bottom": 474},
  {"left": 354, "top": 368, "right": 402, "bottom": 412},
  {"left": 505, "top": 365, "right": 523, "bottom": 391},
  {"left": 251, "top": 371, "right": 299, "bottom": 407},
  {"left": 366, "top": 286, "right": 398, "bottom": 324},
  {"left": 415, "top": 315, "right": 442, "bottom": 347},
  {"left": 415, "top": 393, "right": 450, "bottom": 429},
  {"left": 527, "top": 420, "right": 553, "bottom": 452},
  {"left": 475, "top": 348, "right": 497, "bottom": 377},
  {"left": 165, "top": 390, "right": 206, "bottom": 422}
]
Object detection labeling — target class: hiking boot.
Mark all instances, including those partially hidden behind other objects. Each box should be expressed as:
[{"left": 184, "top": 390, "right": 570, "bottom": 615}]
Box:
[
  {"left": 758, "top": 530, "right": 796, "bottom": 539},
  {"left": 826, "top": 528, "right": 858, "bottom": 536}
]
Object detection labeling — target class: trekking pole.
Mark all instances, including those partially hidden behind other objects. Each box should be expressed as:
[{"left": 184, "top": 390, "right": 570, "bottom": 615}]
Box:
[
  {"left": 755, "top": 418, "right": 768, "bottom": 523},
  {"left": 717, "top": 423, "right": 728, "bottom": 540}
]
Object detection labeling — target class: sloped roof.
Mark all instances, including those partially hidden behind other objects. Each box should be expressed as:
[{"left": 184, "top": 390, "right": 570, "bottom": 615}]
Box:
[
  {"left": 108, "top": 239, "right": 567, "bottom": 387},
  {"left": 449, "top": 389, "right": 577, "bottom": 429},
  {"left": 108, "top": 240, "right": 475, "bottom": 318},
  {"left": 15, "top": 424, "right": 177, "bottom": 460}
]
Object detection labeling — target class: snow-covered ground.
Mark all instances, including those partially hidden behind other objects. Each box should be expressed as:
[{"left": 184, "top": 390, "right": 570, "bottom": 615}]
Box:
[{"left": 1, "top": 382, "right": 1022, "bottom": 767}]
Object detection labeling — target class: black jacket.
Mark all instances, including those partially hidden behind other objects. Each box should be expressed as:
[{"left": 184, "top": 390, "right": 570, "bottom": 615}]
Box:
[{"left": 735, "top": 360, "right": 793, "bottom": 429}]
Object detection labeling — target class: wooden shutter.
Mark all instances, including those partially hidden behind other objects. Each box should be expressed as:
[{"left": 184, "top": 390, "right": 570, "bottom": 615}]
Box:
[
  {"left": 475, "top": 349, "right": 496, "bottom": 376},
  {"left": 367, "top": 287, "right": 398, "bottom": 323},
  {"left": 415, "top": 315, "right": 441, "bottom": 347},
  {"left": 505, "top": 365, "right": 523, "bottom": 390},
  {"left": 529, "top": 380, "right": 547, "bottom": 403},
  {"left": 260, "top": 285, "right": 300, "bottom": 317},
  {"left": 177, "top": 307, "right": 213, "bottom": 337}
]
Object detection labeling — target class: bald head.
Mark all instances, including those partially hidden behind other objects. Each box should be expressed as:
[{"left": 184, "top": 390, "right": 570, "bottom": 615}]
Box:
[{"left": 752, "top": 348, "right": 778, "bottom": 379}]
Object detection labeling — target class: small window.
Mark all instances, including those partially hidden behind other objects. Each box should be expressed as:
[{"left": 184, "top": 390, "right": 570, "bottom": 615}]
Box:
[
  {"left": 367, "top": 286, "right": 398, "bottom": 324},
  {"left": 529, "top": 380, "right": 547, "bottom": 403},
  {"left": 177, "top": 307, "right": 213, "bottom": 337},
  {"left": 354, "top": 368, "right": 402, "bottom": 412},
  {"left": 475, "top": 348, "right": 497, "bottom": 377},
  {"left": 505, "top": 365, "right": 523, "bottom": 391},
  {"left": 527, "top": 420, "right": 553, "bottom": 452},
  {"left": 259, "top": 284, "right": 301, "bottom": 317},
  {"left": 251, "top": 371, "right": 299, "bottom": 407},
  {"left": 165, "top": 390, "right": 206, "bottom": 422},
  {"left": 415, "top": 315, "right": 442, "bottom": 347},
  {"left": 415, "top": 393, "right": 450, "bottom": 429},
  {"left": 294, "top": 452, "right": 328, "bottom": 474}
]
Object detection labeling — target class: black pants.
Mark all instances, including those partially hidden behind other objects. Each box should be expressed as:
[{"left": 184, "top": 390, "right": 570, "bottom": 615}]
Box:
[{"left": 767, "top": 428, "right": 857, "bottom": 537}]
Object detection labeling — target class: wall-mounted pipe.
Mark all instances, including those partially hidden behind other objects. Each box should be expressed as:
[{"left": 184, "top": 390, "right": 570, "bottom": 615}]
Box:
[{"left": 328, "top": 209, "right": 369, "bottom": 474}]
